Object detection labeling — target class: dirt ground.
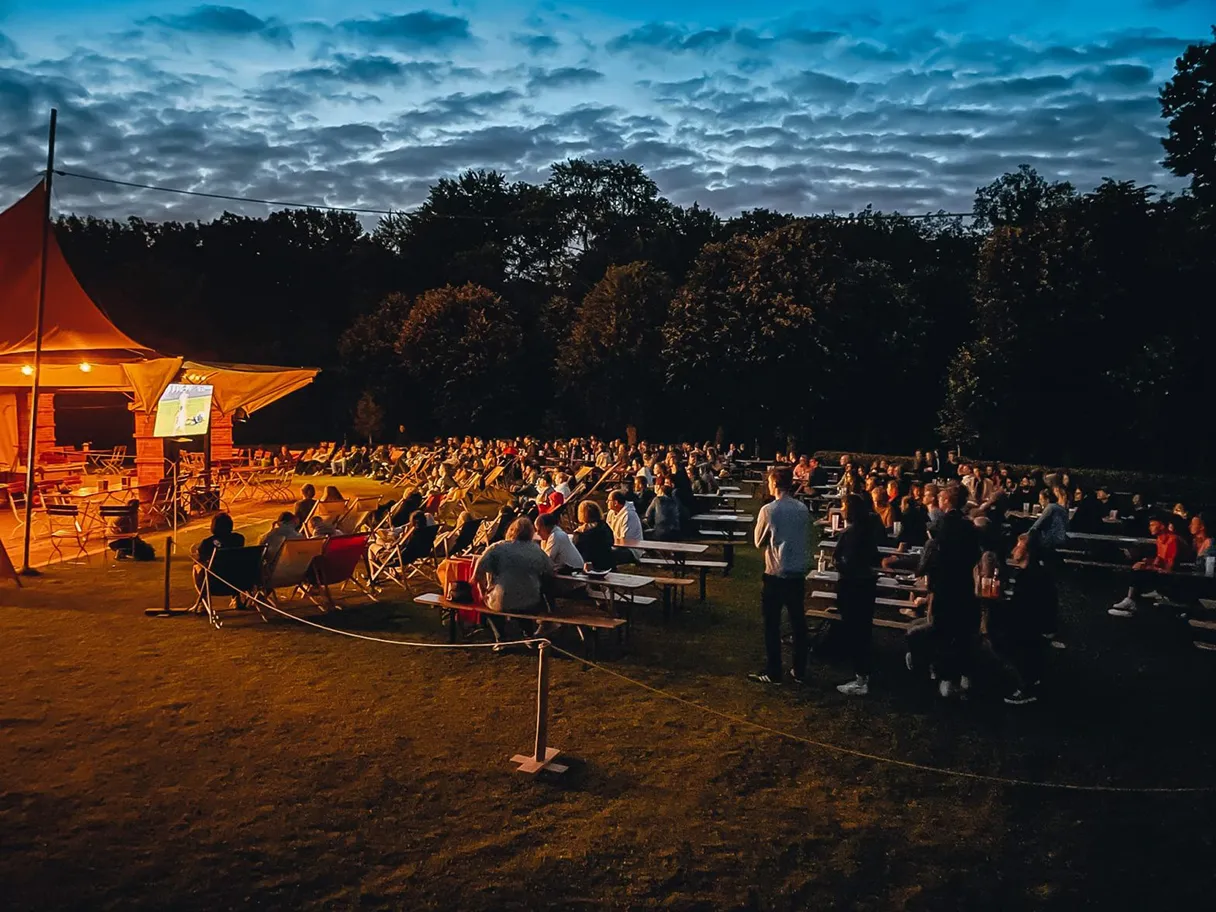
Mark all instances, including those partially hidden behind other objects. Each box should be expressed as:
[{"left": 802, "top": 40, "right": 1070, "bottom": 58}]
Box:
[{"left": 1, "top": 491, "right": 1215, "bottom": 910}]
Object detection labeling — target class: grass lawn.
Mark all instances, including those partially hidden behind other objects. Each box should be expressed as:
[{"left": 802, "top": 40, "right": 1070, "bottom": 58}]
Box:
[{"left": 1, "top": 487, "right": 1214, "bottom": 910}]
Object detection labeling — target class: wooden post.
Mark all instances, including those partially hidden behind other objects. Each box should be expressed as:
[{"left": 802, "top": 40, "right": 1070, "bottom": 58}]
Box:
[
  {"left": 19, "top": 108, "right": 57, "bottom": 575},
  {"left": 510, "top": 642, "right": 568, "bottom": 775}
]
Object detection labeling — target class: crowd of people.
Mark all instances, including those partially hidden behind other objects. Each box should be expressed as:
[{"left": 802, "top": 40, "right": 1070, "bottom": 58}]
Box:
[{"left": 202, "top": 434, "right": 1215, "bottom": 690}]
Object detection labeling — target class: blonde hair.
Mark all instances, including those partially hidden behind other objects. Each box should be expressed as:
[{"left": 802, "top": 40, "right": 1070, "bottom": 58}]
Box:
[
  {"left": 507, "top": 517, "right": 535, "bottom": 542},
  {"left": 578, "top": 501, "right": 603, "bottom": 523}
]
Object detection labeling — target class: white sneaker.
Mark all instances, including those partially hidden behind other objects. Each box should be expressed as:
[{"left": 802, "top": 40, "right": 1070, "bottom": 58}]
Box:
[
  {"left": 959, "top": 675, "right": 972, "bottom": 692},
  {"left": 905, "top": 651, "right": 914, "bottom": 672},
  {"left": 1111, "top": 597, "right": 1136, "bottom": 611},
  {"left": 837, "top": 676, "right": 869, "bottom": 696},
  {"left": 1050, "top": 639, "right": 1067, "bottom": 649},
  {"left": 1109, "top": 604, "right": 1137, "bottom": 618},
  {"left": 1004, "top": 689, "right": 1038, "bottom": 705},
  {"left": 1143, "top": 590, "right": 1162, "bottom": 600},
  {"left": 938, "top": 679, "right": 954, "bottom": 698}
]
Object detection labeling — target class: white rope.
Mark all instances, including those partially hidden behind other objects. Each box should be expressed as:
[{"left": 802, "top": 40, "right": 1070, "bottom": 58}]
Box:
[
  {"left": 546, "top": 644, "right": 1216, "bottom": 794},
  {"left": 190, "top": 556, "right": 548, "bottom": 650},
  {"left": 186, "top": 553, "right": 1215, "bottom": 794}
]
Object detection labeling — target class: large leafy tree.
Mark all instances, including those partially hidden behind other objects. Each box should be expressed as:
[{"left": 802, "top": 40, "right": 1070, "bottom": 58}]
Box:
[
  {"left": 1160, "top": 27, "right": 1216, "bottom": 202},
  {"left": 972, "top": 165, "right": 1076, "bottom": 229},
  {"left": 395, "top": 284, "right": 526, "bottom": 435},
  {"left": 555, "top": 262, "right": 672, "bottom": 435}
]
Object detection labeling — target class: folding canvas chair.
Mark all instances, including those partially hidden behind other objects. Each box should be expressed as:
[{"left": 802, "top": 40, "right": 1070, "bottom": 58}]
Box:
[
  {"left": 196, "top": 545, "right": 267, "bottom": 628},
  {"left": 306, "top": 501, "right": 346, "bottom": 536},
  {"left": 44, "top": 503, "right": 91, "bottom": 563},
  {"left": 260, "top": 537, "right": 326, "bottom": 607},
  {"left": 302, "top": 533, "right": 371, "bottom": 610},
  {"left": 438, "top": 519, "right": 482, "bottom": 557},
  {"left": 336, "top": 509, "right": 373, "bottom": 535},
  {"left": 366, "top": 523, "right": 439, "bottom": 593}
]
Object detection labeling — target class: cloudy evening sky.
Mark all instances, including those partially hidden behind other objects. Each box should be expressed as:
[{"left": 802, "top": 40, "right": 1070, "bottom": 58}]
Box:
[{"left": 0, "top": 0, "right": 1210, "bottom": 221}]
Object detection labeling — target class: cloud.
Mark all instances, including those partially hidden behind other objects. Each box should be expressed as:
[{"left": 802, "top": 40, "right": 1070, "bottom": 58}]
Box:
[
  {"left": 526, "top": 67, "right": 604, "bottom": 92},
  {"left": 335, "top": 11, "right": 473, "bottom": 51},
  {"left": 142, "top": 5, "right": 292, "bottom": 48},
  {"left": 512, "top": 33, "right": 560, "bottom": 55},
  {"left": 0, "top": 31, "right": 21, "bottom": 60},
  {"left": 0, "top": 13, "right": 1197, "bottom": 224},
  {"left": 275, "top": 54, "right": 452, "bottom": 91}
]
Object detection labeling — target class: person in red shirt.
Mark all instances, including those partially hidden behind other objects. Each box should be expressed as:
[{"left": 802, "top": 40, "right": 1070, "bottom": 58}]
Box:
[{"left": 1110, "top": 515, "right": 1180, "bottom": 617}]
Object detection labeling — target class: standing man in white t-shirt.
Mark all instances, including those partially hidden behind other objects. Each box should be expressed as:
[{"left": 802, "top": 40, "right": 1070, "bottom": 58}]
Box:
[{"left": 749, "top": 465, "right": 811, "bottom": 685}]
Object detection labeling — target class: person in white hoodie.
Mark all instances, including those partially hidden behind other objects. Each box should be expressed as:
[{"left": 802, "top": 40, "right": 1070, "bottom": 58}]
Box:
[{"left": 606, "top": 490, "right": 644, "bottom": 565}]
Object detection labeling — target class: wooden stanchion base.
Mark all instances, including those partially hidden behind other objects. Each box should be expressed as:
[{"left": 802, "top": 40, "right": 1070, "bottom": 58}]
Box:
[
  {"left": 143, "top": 606, "right": 192, "bottom": 617},
  {"left": 510, "top": 747, "right": 567, "bottom": 775}
]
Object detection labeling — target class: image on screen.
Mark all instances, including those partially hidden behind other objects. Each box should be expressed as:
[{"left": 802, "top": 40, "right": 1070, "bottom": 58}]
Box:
[{"left": 153, "top": 383, "right": 214, "bottom": 438}]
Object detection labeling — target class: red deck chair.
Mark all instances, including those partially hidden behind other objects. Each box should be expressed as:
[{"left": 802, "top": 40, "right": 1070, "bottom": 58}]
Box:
[{"left": 303, "top": 533, "right": 371, "bottom": 610}]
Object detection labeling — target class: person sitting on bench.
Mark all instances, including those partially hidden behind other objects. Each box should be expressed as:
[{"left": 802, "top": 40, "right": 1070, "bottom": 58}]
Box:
[
  {"left": 572, "top": 501, "right": 616, "bottom": 572},
  {"left": 1109, "top": 514, "right": 1183, "bottom": 617}
]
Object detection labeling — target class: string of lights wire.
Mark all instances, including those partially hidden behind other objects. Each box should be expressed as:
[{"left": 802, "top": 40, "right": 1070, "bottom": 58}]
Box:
[{"left": 53, "top": 167, "right": 977, "bottom": 223}]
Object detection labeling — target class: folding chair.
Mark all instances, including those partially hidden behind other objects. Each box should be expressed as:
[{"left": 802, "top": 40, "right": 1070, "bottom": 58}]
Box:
[
  {"left": 44, "top": 503, "right": 91, "bottom": 563},
  {"left": 5, "top": 482, "right": 34, "bottom": 540},
  {"left": 197, "top": 546, "right": 267, "bottom": 628},
  {"left": 302, "top": 533, "right": 371, "bottom": 610},
  {"left": 367, "top": 523, "right": 439, "bottom": 593},
  {"left": 438, "top": 519, "right": 482, "bottom": 557},
  {"left": 261, "top": 537, "right": 326, "bottom": 607},
  {"left": 306, "top": 501, "right": 346, "bottom": 536},
  {"left": 336, "top": 509, "right": 373, "bottom": 535}
]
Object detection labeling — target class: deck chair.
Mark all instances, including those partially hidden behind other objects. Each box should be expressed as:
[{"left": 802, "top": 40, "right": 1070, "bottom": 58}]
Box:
[
  {"left": 261, "top": 537, "right": 326, "bottom": 607},
  {"left": 438, "top": 519, "right": 482, "bottom": 557},
  {"left": 44, "top": 503, "right": 91, "bottom": 563},
  {"left": 337, "top": 509, "right": 373, "bottom": 535},
  {"left": 197, "top": 545, "right": 267, "bottom": 628},
  {"left": 302, "top": 533, "right": 371, "bottom": 610},
  {"left": 367, "top": 523, "right": 439, "bottom": 593},
  {"left": 306, "top": 501, "right": 347, "bottom": 536}
]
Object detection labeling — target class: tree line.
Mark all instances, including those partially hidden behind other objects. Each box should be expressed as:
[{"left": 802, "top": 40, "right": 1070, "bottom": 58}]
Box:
[{"left": 53, "top": 30, "right": 1216, "bottom": 473}]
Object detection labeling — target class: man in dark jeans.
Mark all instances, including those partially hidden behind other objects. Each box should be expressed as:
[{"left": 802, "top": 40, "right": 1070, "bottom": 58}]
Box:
[
  {"left": 907, "top": 485, "right": 981, "bottom": 697},
  {"left": 749, "top": 466, "right": 811, "bottom": 685}
]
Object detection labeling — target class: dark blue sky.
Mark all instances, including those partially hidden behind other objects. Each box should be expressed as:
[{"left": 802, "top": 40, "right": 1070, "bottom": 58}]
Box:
[{"left": 0, "top": 1, "right": 1209, "bottom": 220}]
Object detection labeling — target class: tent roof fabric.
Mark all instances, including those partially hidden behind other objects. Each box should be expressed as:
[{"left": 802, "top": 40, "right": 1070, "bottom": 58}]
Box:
[
  {"left": 0, "top": 182, "right": 154, "bottom": 358},
  {"left": 0, "top": 184, "right": 319, "bottom": 410},
  {"left": 123, "top": 358, "right": 318, "bottom": 417}
]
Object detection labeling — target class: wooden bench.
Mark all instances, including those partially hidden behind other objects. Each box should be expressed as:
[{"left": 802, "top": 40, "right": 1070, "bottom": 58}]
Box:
[
  {"left": 809, "top": 589, "right": 917, "bottom": 610},
  {"left": 413, "top": 592, "right": 625, "bottom": 655},
  {"left": 648, "top": 575, "right": 695, "bottom": 617},
  {"left": 637, "top": 558, "right": 729, "bottom": 600},
  {"left": 806, "top": 606, "right": 912, "bottom": 631}
]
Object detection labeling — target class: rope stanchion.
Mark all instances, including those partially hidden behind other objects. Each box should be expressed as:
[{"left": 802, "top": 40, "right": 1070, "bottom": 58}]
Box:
[
  {"left": 511, "top": 642, "right": 567, "bottom": 775},
  {"left": 173, "top": 556, "right": 564, "bottom": 773}
]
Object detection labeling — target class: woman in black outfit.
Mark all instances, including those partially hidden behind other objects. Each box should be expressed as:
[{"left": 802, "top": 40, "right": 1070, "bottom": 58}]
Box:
[
  {"left": 834, "top": 493, "right": 880, "bottom": 696},
  {"left": 571, "top": 501, "right": 617, "bottom": 572}
]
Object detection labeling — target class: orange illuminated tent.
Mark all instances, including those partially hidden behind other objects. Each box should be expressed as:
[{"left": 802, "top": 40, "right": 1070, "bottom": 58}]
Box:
[{"left": 0, "top": 181, "right": 319, "bottom": 470}]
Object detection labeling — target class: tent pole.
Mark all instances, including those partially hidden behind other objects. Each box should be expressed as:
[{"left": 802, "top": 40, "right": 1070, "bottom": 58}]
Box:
[{"left": 20, "top": 107, "right": 58, "bottom": 576}]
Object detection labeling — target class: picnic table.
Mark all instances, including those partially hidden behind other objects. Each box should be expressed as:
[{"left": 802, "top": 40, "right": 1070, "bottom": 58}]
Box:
[
  {"left": 694, "top": 492, "right": 751, "bottom": 501},
  {"left": 559, "top": 570, "right": 655, "bottom": 636},
  {"left": 618, "top": 538, "right": 726, "bottom": 600}
]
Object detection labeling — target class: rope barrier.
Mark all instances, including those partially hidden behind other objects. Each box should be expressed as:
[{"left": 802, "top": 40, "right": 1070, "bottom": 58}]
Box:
[
  {"left": 187, "top": 555, "right": 549, "bottom": 650},
  {"left": 544, "top": 644, "right": 1216, "bottom": 795},
  {"left": 179, "top": 552, "right": 1216, "bottom": 793}
]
